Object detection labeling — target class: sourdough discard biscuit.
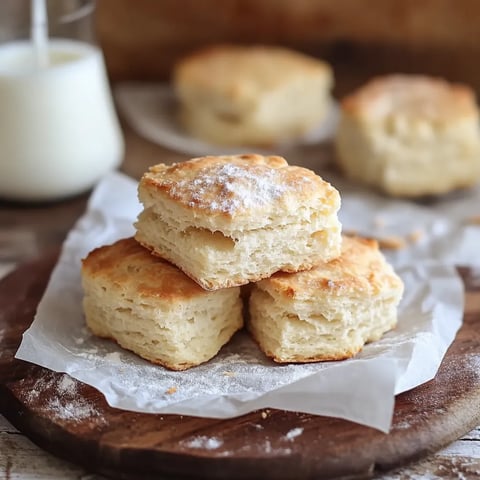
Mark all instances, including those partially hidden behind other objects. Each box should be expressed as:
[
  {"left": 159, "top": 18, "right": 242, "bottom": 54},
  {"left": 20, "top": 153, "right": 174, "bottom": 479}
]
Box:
[
  {"left": 335, "top": 74, "right": 480, "bottom": 197},
  {"left": 81, "top": 238, "right": 243, "bottom": 371},
  {"left": 174, "top": 45, "right": 333, "bottom": 146},
  {"left": 135, "top": 154, "right": 342, "bottom": 290},
  {"left": 248, "top": 236, "right": 404, "bottom": 363}
]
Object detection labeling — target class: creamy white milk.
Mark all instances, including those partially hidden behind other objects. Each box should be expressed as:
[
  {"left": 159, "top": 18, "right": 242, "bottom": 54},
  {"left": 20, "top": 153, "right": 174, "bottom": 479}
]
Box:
[{"left": 0, "top": 39, "right": 124, "bottom": 201}]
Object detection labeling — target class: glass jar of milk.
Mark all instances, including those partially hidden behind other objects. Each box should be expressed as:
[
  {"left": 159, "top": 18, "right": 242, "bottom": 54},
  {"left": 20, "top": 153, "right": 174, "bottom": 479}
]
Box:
[{"left": 0, "top": 0, "right": 124, "bottom": 201}]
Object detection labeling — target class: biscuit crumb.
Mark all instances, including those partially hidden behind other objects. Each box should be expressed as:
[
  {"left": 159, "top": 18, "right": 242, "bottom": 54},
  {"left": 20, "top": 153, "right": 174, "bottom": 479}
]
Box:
[
  {"left": 373, "top": 216, "right": 386, "bottom": 228},
  {"left": 261, "top": 411, "right": 268, "bottom": 419},
  {"left": 407, "top": 229, "right": 424, "bottom": 243},
  {"left": 377, "top": 235, "right": 406, "bottom": 250},
  {"left": 222, "top": 371, "right": 236, "bottom": 377},
  {"left": 466, "top": 215, "right": 480, "bottom": 225},
  {"left": 165, "top": 386, "right": 177, "bottom": 395},
  {"left": 284, "top": 427, "right": 304, "bottom": 441}
]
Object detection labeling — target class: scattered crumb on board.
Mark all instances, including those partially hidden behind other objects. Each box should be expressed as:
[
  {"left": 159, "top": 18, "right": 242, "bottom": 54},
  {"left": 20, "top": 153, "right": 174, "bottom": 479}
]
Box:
[
  {"left": 283, "top": 427, "right": 304, "bottom": 441},
  {"left": 261, "top": 410, "right": 271, "bottom": 419},
  {"left": 183, "top": 436, "right": 223, "bottom": 450}
]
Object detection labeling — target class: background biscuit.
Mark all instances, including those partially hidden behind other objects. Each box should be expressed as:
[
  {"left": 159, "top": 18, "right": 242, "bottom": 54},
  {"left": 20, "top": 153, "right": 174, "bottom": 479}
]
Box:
[
  {"left": 174, "top": 45, "right": 333, "bottom": 146},
  {"left": 335, "top": 74, "right": 480, "bottom": 197}
]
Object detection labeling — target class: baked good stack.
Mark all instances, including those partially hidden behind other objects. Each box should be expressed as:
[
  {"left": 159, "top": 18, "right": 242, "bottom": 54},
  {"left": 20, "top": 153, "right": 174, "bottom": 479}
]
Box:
[{"left": 81, "top": 154, "right": 404, "bottom": 370}]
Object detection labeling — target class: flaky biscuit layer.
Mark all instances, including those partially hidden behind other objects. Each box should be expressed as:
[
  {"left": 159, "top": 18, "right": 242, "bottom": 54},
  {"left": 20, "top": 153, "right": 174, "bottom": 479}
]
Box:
[
  {"left": 81, "top": 238, "right": 243, "bottom": 370},
  {"left": 135, "top": 154, "right": 342, "bottom": 290}
]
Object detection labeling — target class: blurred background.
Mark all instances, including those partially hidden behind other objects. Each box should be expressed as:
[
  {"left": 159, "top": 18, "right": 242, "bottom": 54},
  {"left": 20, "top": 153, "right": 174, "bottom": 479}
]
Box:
[
  {"left": 97, "top": 0, "right": 480, "bottom": 96},
  {"left": 2, "top": 0, "right": 480, "bottom": 259}
]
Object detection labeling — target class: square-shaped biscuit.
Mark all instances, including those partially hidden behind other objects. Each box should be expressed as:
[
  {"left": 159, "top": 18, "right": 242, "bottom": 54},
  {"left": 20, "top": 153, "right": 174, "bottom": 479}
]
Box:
[
  {"left": 335, "top": 74, "right": 480, "bottom": 196},
  {"left": 135, "top": 154, "right": 342, "bottom": 290},
  {"left": 248, "top": 236, "right": 404, "bottom": 363},
  {"left": 81, "top": 238, "right": 243, "bottom": 371},
  {"left": 174, "top": 45, "right": 333, "bottom": 146}
]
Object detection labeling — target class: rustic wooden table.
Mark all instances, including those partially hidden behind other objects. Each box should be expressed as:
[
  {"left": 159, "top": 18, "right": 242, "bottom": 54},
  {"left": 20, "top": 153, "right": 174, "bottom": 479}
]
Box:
[{"left": 1, "top": 126, "right": 479, "bottom": 479}]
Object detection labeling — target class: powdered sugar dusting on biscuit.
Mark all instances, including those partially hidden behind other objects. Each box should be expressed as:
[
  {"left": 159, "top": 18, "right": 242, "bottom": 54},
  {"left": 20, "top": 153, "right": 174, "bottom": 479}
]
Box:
[{"left": 170, "top": 163, "right": 306, "bottom": 214}]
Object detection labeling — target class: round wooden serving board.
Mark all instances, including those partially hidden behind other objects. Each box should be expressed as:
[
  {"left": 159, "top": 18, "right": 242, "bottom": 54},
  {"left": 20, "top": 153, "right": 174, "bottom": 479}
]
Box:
[{"left": 1, "top": 255, "right": 480, "bottom": 480}]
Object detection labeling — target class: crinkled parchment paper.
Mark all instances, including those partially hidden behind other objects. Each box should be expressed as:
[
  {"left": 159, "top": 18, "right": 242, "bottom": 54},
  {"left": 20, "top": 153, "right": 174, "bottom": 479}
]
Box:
[{"left": 16, "top": 171, "right": 474, "bottom": 432}]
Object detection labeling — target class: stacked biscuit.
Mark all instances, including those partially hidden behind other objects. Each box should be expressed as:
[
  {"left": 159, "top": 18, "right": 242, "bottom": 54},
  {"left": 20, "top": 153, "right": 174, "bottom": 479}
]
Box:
[{"left": 82, "top": 154, "right": 404, "bottom": 370}]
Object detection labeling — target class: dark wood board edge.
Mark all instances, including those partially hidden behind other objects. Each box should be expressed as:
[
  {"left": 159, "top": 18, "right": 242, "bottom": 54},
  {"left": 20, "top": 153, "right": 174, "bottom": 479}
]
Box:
[{"left": 0, "top": 255, "right": 479, "bottom": 480}]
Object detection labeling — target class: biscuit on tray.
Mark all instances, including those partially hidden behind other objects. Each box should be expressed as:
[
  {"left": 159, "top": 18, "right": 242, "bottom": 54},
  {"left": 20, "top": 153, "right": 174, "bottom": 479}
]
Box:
[
  {"left": 335, "top": 74, "right": 480, "bottom": 197},
  {"left": 248, "top": 236, "right": 404, "bottom": 363},
  {"left": 173, "top": 44, "right": 333, "bottom": 146},
  {"left": 81, "top": 238, "right": 243, "bottom": 371},
  {"left": 135, "top": 154, "right": 342, "bottom": 290}
]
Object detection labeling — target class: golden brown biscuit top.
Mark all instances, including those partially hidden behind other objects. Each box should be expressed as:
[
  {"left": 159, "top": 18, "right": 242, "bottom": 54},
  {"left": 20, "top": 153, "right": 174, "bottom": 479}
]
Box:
[
  {"left": 81, "top": 238, "right": 208, "bottom": 300},
  {"left": 139, "top": 154, "right": 339, "bottom": 217},
  {"left": 174, "top": 44, "right": 332, "bottom": 102},
  {"left": 342, "top": 74, "right": 478, "bottom": 123},
  {"left": 258, "top": 236, "right": 404, "bottom": 298}
]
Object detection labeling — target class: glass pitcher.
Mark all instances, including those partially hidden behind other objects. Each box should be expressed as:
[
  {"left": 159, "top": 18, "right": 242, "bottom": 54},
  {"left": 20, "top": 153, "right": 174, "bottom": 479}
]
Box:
[{"left": 0, "top": 0, "right": 124, "bottom": 201}]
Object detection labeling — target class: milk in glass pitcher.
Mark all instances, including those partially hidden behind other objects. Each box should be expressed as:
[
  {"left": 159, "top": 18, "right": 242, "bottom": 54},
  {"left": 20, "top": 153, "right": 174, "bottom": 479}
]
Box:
[{"left": 0, "top": 0, "right": 124, "bottom": 201}]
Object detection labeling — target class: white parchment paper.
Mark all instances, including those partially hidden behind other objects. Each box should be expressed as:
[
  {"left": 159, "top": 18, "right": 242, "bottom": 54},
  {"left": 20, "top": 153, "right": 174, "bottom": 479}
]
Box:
[
  {"left": 16, "top": 171, "right": 473, "bottom": 432},
  {"left": 114, "top": 83, "right": 340, "bottom": 157}
]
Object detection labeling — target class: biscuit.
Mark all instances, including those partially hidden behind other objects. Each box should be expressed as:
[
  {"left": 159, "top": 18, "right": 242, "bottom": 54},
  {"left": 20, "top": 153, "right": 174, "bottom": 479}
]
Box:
[
  {"left": 135, "top": 154, "right": 342, "bottom": 290},
  {"left": 335, "top": 74, "right": 480, "bottom": 196},
  {"left": 81, "top": 238, "right": 243, "bottom": 370},
  {"left": 248, "top": 236, "right": 404, "bottom": 363},
  {"left": 174, "top": 45, "right": 333, "bottom": 146}
]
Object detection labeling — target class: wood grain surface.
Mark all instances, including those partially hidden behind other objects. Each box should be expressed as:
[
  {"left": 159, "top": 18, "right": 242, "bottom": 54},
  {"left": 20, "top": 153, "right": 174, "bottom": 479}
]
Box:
[
  {"left": 96, "top": 0, "right": 480, "bottom": 94},
  {"left": 0, "top": 256, "right": 479, "bottom": 480}
]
